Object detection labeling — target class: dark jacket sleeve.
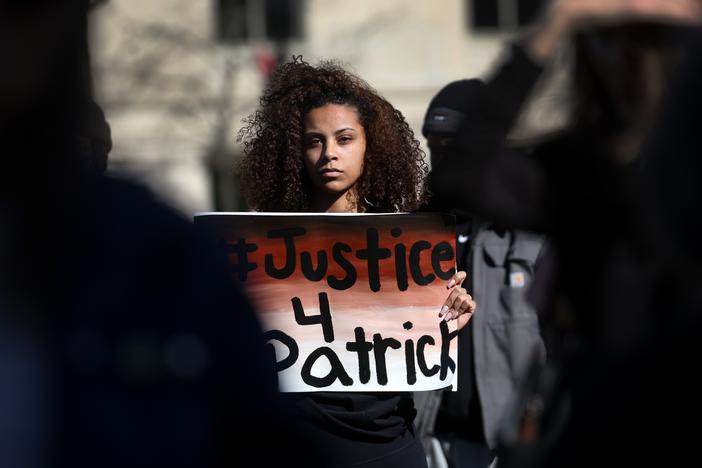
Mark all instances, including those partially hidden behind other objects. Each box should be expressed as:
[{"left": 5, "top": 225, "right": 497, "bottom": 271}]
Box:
[{"left": 430, "top": 44, "right": 552, "bottom": 231}]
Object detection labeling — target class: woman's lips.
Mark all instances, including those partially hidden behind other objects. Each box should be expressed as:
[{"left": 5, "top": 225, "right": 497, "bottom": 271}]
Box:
[{"left": 320, "top": 168, "right": 343, "bottom": 178}]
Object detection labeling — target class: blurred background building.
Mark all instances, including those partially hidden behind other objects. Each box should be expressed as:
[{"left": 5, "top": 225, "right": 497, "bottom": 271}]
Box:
[{"left": 91, "top": 0, "right": 560, "bottom": 215}]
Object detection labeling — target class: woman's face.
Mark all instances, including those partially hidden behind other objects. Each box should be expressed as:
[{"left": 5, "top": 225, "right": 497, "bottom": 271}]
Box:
[{"left": 303, "top": 103, "right": 366, "bottom": 206}]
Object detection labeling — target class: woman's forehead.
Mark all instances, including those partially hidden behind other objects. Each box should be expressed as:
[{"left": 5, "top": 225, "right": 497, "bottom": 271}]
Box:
[{"left": 304, "top": 103, "right": 362, "bottom": 130}]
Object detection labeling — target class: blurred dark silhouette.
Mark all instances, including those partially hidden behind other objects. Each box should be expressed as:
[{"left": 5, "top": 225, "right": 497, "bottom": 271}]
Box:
[
  {"left": 428, "top": 2, "right": 702, "bottom": 465},
  {"left": 0, "top": 1, "right": 308, "bottom": 467},
  {"left": 416, "top": 80, "right": 547, "bottom": 468},
  {"left": 498, "top": 33, "right": 702, "bottom": 467},
  {"left": 431, "top": 17, "right": 699, "bottom": 354}
]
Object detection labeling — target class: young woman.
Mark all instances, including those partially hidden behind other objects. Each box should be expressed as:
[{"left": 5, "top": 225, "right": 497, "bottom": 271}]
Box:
[{"left": 238, "top": 57, "right": 476, "bottom": 467}]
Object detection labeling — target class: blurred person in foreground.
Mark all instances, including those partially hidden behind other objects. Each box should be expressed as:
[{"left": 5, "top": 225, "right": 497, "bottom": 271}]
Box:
[
  {"left": 0, "top": 1, "right": 300, "bottom": 467},
  {"left": 427, "top": 0, "right": 702, "bottom": 466}
]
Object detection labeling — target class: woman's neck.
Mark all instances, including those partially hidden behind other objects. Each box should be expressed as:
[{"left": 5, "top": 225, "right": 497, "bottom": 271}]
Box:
[{"left": 311, "top": 191, "right": 358, "bottom": 213}]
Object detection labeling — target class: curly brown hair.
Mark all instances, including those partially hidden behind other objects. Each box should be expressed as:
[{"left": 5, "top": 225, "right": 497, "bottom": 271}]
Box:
[{"left": 237, "top": 56, "right": 428, "bottom": 212}]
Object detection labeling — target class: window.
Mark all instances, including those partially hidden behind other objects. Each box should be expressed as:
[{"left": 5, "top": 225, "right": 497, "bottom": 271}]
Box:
[
  {"left": 216, "top": 0, "right": 303, "bottom": 43},
  {"left": 217, "top": 0, "right": 248, "bottom": 42},
  {"left": 471, "top": 0, "right": 499, "bottom": 29},
  {"left": 265, "top": 0, "right": 302, "bottom": 40},
  {"left": 467, "top": 0, "right": 545, "bottom": 31}
]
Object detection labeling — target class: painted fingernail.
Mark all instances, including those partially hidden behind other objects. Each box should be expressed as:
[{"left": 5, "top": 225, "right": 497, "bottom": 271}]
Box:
[
  {"left": 447, "top": 279, "right": 456, "bottom": 289},
  {"left": 439, "top": 305, "right": 449, "bottom": 317}
]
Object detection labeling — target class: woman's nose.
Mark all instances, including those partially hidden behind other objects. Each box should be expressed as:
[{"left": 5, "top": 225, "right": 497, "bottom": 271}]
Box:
[{"left": 324, "top": 142, "right": 339, "bottom": 160}]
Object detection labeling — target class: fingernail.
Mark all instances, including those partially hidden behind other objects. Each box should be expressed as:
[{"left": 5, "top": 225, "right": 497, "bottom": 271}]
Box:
[
  {"left": 447, "top": 279, "right": 456, "bottom": 289},
  {"left": 443, "top": 310, "right": 453, "bottom": 321},
  {"left": 439, "top": 305, "right": 449, "bottom": 317}
]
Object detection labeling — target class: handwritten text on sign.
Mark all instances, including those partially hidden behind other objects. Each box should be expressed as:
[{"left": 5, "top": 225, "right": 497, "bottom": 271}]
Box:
[{"left": 195, "top": 213, "right": 458, "bottom": 392}]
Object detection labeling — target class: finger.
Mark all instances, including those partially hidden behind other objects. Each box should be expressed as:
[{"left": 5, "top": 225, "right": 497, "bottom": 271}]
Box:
[
  {"left": 449, "top": 295, "right": 469, "bottom": 316},
  {"left": 446, "top": 287, "right": 467, "bottom": 310},
  {"left": 445, "top": 294, "right": 475, "bottom": 321},
  {"left": 447, "top": 270, "right": 468, "bottom": 289},
  {"left": 454, "top": 294, "right": 475, "bottom": 314},
  {"left": 443, "top": 308, "right": 458, "bottom": 322},
  {"left": 439, "top": 287, "right": 466, "bottom": 317}
]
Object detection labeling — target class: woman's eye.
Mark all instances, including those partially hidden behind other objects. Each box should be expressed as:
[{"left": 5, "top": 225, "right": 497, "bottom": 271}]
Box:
[
  {"left": 338, "top": 135, "right": 353, "bottom": 144},
  {"left": 307, "top": 138, "right": 322, "bottom": 147}
]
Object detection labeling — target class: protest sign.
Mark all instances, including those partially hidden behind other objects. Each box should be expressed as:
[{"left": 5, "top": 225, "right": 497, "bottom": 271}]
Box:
[{"left": 195, "top": 212, "right": 458, "bottom": 392}]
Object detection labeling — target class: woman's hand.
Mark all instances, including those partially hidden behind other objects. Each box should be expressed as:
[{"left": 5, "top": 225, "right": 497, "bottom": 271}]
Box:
[{"left": 438, "top": 270, "right": 476, "bottom": 331}]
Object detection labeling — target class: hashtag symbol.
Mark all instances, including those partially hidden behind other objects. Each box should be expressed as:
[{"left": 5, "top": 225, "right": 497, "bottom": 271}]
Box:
[{"left": 227, "top": 238, "right": 258, "bottom": 281}]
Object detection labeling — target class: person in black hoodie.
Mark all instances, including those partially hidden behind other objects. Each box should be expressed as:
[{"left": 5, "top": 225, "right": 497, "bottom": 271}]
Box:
[{"left": 418, "top": 81, "right": 547, "bottom": 467}]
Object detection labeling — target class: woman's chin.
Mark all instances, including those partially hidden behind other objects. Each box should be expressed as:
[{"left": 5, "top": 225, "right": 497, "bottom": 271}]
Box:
[{"left": 316, "top": 182, "right": 351, "bottom": 195}]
